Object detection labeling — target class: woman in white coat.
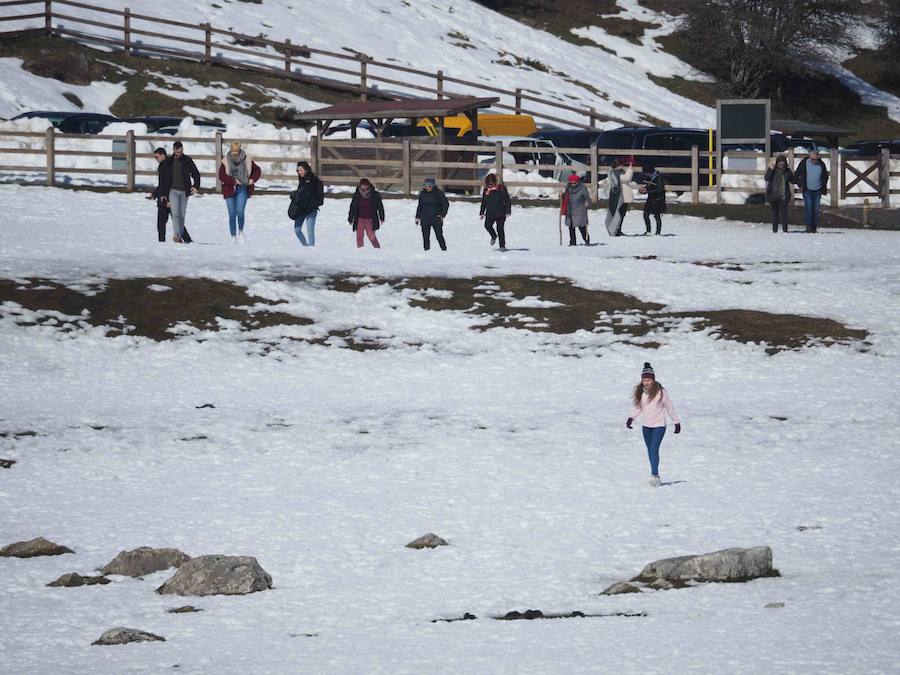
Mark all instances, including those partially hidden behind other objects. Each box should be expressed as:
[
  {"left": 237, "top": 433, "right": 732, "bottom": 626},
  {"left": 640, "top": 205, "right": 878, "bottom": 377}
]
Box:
[{"left": 603, "top": 159, "right": 635, "bottom": 236}]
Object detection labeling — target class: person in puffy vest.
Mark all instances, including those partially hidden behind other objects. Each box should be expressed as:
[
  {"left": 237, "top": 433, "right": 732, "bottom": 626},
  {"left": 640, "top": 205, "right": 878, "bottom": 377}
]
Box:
[
  {"left": 626, "top": 362, "right": 681, "bottom": 487},
  {"left": 348, "top": 178, "right": 383, "bottom": 249}
]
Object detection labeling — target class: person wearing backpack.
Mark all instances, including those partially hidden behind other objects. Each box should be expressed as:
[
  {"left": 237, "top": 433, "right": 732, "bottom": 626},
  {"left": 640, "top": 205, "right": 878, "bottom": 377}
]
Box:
[
  {"left": 289, "top": 161, "right": 324, "bottom": 246},
  {"left": 415, "top": 177, "right": 449, "bottom": 251},
  {"left": 348, "top": 178, "right": 383, "bottom": 249},
  {"left": 479, "top": 173, "right": 511, "bottom": 251}
]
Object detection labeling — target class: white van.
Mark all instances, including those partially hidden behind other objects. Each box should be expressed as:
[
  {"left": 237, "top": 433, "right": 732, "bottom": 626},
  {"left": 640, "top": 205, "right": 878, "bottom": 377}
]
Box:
[{"left": 477, "top": 136, "right": 587, "bottom": 181}]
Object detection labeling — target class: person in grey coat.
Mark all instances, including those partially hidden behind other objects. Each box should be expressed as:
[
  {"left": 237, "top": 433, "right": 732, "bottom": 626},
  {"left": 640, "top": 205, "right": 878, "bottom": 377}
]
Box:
[{"left": 561, "top": 174, "right": 591, "bottom": 246}]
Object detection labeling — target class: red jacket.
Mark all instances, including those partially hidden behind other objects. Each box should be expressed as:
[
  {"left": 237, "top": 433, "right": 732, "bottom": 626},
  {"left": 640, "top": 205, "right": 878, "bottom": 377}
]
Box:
[{"left": 218, "top": 157, "right": 262, "bottom": 199}]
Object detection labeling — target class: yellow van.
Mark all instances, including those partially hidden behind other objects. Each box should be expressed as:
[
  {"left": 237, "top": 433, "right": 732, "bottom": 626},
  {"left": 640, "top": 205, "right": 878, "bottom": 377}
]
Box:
[{"left": 418, "top": 114, "right": 537, "bottom": 138}]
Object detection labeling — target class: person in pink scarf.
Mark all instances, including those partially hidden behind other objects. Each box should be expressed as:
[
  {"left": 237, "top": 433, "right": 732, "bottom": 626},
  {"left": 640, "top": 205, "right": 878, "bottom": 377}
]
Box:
[
  {"left": 347, "top": 178, "right": 383, "bottom": 248},
  {"left": 626, "top": 362, "right": 681, "bottom": 487}
]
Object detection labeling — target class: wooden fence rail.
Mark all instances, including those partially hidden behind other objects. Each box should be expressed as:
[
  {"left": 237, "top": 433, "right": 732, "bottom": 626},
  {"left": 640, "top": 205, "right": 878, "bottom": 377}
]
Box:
[{"left": 0, "top": 0, "right": 628, "bottom": 129}]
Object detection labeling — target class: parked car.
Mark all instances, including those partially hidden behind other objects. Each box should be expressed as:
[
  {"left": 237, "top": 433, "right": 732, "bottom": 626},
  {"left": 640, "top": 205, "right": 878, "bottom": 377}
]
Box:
[
  {"left": 839, "top": 140, "right": 900, "bottom": 157},
  {"left": 123, "top": 116, "right": 227, "bottom": 134},
  {"left": 56, "top": 113, "right": 120, "bottom": 134},
  {"left": 476, "top": 136, "right": 587, "bottom": 181},
  {"left": 10, "top": 111, "right": 84, "bottom": 127},
  {"left": 529, "top": 129, "right": 603, "bottom": 164}
]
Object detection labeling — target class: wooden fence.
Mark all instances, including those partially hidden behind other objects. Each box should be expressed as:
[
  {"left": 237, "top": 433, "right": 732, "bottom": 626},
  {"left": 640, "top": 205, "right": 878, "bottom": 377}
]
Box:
[
  {"left": 5, "top": 129, "right": 895, "bottom": 207},
  {"left": 0, "top": 0, "right": 627, "bottom": 130}
]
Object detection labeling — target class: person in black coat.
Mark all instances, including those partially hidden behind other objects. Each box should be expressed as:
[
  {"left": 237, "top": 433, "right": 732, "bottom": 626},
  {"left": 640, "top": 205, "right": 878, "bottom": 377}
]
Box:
[
  {"left": 479, "top": 173, "right": 511, "bottom": 250},
  {"left": 289, "top": 161, "right": 325, "bottom": 246},
  {"left": 415, "top": 177, "right": 449, "bottom": 251},
  {"left": 764, "top": 155, "right": 798, "bottom": 233},
  {"left": 157, "top": 142, "right": 201, "bottom": 243},
  {"left": 639, "top": 165, "right": 667, "bottom": 235},
  {"left": 146, "top": 147, "right": 191, "bottom": 243},
  {"left": 348, "top": 178, "right": 383, "bottom": 248}
]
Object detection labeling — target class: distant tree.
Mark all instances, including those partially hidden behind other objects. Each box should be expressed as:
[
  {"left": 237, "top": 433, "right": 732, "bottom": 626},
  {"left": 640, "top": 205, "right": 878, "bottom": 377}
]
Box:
[{"left": 678, "top": 0, "right": 856, "bottom": 100}]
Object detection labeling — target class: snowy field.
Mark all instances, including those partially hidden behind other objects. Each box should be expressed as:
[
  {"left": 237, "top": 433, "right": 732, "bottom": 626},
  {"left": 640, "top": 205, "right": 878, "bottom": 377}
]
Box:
[{"left": 1, "top": 184, "right": 899, "bottom": 673}]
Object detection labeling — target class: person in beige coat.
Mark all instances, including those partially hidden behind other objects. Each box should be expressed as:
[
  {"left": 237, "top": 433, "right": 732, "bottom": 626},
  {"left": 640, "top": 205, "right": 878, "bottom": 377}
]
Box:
[{"left": 602, "top": 159, "right": 635, "bottom": 236}]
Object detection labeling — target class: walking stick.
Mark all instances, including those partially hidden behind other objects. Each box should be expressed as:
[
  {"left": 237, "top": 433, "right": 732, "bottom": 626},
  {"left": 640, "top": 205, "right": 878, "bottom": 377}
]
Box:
[{"left": 558, "top": 194, "right": 563, "bottom": 246}]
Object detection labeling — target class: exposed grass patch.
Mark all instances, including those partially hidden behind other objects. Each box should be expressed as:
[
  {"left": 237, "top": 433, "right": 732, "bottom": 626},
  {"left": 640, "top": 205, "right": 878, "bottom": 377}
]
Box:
[{"left": 843, "top": 47, "right": 900, "bottom": 99}]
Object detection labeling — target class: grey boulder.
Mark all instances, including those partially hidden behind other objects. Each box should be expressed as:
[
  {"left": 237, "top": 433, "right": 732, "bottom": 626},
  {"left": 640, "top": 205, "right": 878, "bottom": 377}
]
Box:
[
  {"left": 0, "top": 537, "right": 74, "bottom": 558},
  {"left": 156, "top": 555, "right": 272, "bottom": 596},
  {"left": 406, "top": 533, "right": 449, "bottom": 549},
  {"left": 92, "top": 627, "right": 165, "bottom": 646},
  {"left": 47, "top": 572, "right": 110, "bottom": 587},
  {"left": 633, "top": 546, "right": 778, "bottom": 583},
  {"left": 600, "top": 581, "right": 642, "bottom": 596},
  {"left": 101, "top": 547, "right": 191, "bottom": 577}
]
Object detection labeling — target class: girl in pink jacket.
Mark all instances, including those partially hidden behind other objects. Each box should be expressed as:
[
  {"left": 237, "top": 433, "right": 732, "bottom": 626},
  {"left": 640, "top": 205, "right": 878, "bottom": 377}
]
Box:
[{"left": 626, "top": 362, "right": 681, "bottom": 487}]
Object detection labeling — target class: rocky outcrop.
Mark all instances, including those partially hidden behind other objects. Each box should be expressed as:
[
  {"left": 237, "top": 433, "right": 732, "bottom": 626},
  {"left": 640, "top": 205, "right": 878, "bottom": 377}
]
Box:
[
  {"left": 0, "top": 458, "right": 15, "bottom": 469},
  {"left": 405, "top": 533, "right": 449, "bottom": 549},
  {"left": 0, "top": 537, "right": 74, "bottom": 558},
  {"left": 600, "top": 581, "right": 642, "bottom": 596},
  {"left": 92, "top": 627, "right": 165, "bottom": 646},
  {"left": 156, "top": 555, "right": 272, "bottom": 596},
  {"left": 632, "top": 546, "right": 778, "bottom": 583},
  {"left": 47, "top": 572, "right": 110, "bottom": 587},
  {"left": 167, "top": 605, "right": 202, "bottom": 614},
  {"left": 101, "top": 547, "right": 190, "bottom": 577}
]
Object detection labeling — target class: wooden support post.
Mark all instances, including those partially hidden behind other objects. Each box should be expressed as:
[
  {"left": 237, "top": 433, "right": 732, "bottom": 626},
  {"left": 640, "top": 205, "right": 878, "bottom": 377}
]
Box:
[
  {"left": 830, "top": 147, "right": 839, "bottom": 208},
  {"left": 589, "top": 107, "right": 596, "bottom": 129},
  {"left": 123, "top": 7, "right": 131, "bottom": 56},
  {"left": 360, "top": 58, "right": 367, "bottom": 101},
  {"left": 436, "top": 70, "right": 444, "bottom": 99},
  {"left": 403, "top": 137, "right": 411, "bottom": 197},
  {"left": 691, "top": 145, "right": 699, "bottom": 205},
  {"left": 309, "top": 135, "right": 319, "bottom": 176},
  {"left": 883, "top": 147, "right": 892, "bottom": 209},
  {"left": 214, "top": 131, "right": 223, "bottom": 192},
  {"left": 203, "top": 23, "right": 212, "bottom": 63},
  {"left": 515, "top": 89, "right": 522, "bottom": 115},
  {"left": 125, "top": 129, "right": 135, "bottom": 191},
  {"left": 45, "top": 126, "right": 55, "bottom": 187},
  {"left": 284, "top": 39, "right": 292, "bottom": 73},
  {"left": 494, "top": 141, "right": 503, "bottom": 181},
  {"left": 590, "top": 143, "right": 599, "bottom": 203},
  {"left": 44, "top": 0, "right": 51, "bottom": 35}
]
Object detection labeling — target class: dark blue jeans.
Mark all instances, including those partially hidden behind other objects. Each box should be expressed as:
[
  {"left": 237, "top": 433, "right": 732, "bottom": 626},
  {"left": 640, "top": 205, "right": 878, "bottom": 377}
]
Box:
[
  {"left": 642, "top": 426, "right": 666, "bottom": 476},
  {"left": 802, "top": 190, "right": 822, "bottom": 232}
]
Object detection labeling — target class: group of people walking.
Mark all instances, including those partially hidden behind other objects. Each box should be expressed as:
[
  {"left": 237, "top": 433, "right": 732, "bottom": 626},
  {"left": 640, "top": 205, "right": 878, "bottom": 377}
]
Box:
[{"left": 764, "top": 149, "right": 829, "bottom": 233}]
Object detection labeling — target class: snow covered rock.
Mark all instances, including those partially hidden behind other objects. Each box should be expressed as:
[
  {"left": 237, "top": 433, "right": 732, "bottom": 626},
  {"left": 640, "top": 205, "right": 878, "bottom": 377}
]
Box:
[
  {"left": 0, "top": 458, "right": 15, "bottom": 469},
  {"left": 600, "top": 581, "right": 642, "bottom": 595},
  {"left": 155, "top": 555, "right": 272, "bottom": 596},
  {"left": 0, "top": 537, "right": 74, "bottom": 558},
  {"left": 47, "top": 572, "right": 110, "bottom": 587},
  {"left": 405, "top": 533, "right": 449, "bottom": 549},
  {"left": 101, "top": 547, "right": 191, "bottom": 577},
  {"left": 92, "top": 627, "right": 165, "bottom": 646},
  {"left": 633, "top": 546, "right": 778, "bottom": 583},
  {"left": 167, "top": 605, "right": 202, "bottom": 614}
]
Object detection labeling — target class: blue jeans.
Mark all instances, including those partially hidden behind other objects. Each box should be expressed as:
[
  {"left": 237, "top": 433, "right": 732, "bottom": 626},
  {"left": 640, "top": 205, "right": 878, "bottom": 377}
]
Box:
[
  {"left": 802, "top": 190, "right": 822, "bottom": 232},
  {"left": 294, "top": 210, "right": 317, "bottom": 246},
  {"left": 225, "top": 185, "right": 249, "bottom": 236},
  {"left": 642, "top": 426, "right": 666, "bottom": 476}
]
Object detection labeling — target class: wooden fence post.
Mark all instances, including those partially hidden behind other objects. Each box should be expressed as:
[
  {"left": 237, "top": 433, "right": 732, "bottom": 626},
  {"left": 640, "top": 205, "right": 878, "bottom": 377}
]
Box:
[
  {"left": 590, "top": 143, "right": 598, "bottom": 203},
  {"left": 125, "top": 129, "right": 135, "bottom": 191},
  {"left": 359, "top": 57, "right": 368, "bottom": 100},
  {"left": 45, "top": 126, "right": 55, "bottom": 187},
  {"left": 515, "top": 89, "right": 522, "bottom": 115},
  {"left": 691, "top": 145, "right": 699, "bottom": 205},
  {"left": 44, "top": 0, "right": 51, "bottom": 35},
  {"left": 309, "top": 135, "right": 319, "bottom": 176},
  {"left": 830, "top": 147, "right": 839, "bottom": 208},
  {"left": 495, "top": 141, "right": 503, "bottom": 180},
  {"left": 284, "top": 39, "right": 292, "bottom": 73},
  {"left": 883, "top": 147, "right": 892, "bottom": 209},
  {"left": 589, "top": 107, "right": 596, "bottom": 129},
  {"left": 214, "top": 131, "right": 223, "bottom": 192},
  {"left": 123, "top": 7, "right": 131, "bottom": 56},
  {"left": 436, "top": 70, "right": 444, "bottom": 99},
  {"left": 203, "top": 23, "right": 212, "bottom": 63},
  {"left": 402, "top": 138, "right": 411, "bottom": 197}
]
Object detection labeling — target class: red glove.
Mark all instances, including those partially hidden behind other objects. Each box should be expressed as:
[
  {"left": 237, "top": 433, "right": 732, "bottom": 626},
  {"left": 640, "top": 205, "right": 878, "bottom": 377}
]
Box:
[
  {"left": 674, "top": 423, "right": 681, "bottom": 434},
  {"left": 626, "top": 418, "right": 633, "bottom": 429}
]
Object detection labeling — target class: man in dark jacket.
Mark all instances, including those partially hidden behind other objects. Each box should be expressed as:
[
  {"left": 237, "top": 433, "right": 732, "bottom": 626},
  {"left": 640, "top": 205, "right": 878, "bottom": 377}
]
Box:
[
  {"left": 794, "top": 149, "right": 828, "bottom": 233},
  {"left": 158, "top": 141, "right": 201, "bottom": 243},
  {"left": 147, "top": 147, "right": 191, "bottom": 243},
  {"left": 639, "top": 165, "right": 666, "bottom": 235},
  {"left": 415, "top": 177, "right": 449, "bottom": 251}
]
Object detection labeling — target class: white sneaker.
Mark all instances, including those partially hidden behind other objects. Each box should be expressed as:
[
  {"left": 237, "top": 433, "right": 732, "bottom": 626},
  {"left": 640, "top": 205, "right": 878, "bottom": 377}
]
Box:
[
  {"left": 649, "top": 475, "right": 661, "bottom": 487},
  {"left": 238, "top": 231, "right": 245, "bottom": 244},
  {"left": 231, "top": 235, "right": 237, "bottom": 244}
]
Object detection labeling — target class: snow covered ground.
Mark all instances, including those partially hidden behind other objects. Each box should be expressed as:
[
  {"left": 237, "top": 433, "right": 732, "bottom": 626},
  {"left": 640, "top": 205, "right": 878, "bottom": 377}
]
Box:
[{"left": 1, "top": 184, "right": 899, "bottom": 673}]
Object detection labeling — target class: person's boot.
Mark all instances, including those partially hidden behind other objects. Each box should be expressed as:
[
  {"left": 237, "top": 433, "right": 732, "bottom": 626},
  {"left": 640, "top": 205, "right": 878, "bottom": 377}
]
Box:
[{"left": 656, "top": 227, "right": 662, "bottom": 235}]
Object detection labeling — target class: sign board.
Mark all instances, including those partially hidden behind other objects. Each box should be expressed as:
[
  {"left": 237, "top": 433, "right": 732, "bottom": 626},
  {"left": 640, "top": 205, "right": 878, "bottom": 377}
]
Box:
[{"left": 715, "top": 99, "right": 771, "bottom": 203}]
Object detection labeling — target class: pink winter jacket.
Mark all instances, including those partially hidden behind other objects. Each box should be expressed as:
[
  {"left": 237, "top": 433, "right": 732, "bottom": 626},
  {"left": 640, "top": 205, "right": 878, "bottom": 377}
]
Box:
[{"left": 629, "top": 388, "right": 680, "bottom": 428}]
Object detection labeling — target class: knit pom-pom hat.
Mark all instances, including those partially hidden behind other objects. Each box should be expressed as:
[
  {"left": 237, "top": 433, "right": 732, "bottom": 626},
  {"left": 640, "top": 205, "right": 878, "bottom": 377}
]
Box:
[{"left": 641, "top": 362, "right": 655, "bottom": 378}]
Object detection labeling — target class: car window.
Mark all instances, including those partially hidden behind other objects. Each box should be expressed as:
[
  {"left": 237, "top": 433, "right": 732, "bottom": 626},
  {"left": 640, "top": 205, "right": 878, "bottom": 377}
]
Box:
[
  {"left": 670, "top": 134, "right": 705, "bottom": 151},
  {"left": 597, "top": 132, "right": 634, "bottom": 149},
  {"left": 643, "top": 134, "right": 669, "bottom": 150}
]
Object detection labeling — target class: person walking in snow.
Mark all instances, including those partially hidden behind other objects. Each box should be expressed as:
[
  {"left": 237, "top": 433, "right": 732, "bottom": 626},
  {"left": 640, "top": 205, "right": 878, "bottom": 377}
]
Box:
[
  {"left": 289, "top": 161, "right": 324, "bottom": 246},
  {"left": 159, "top": 141, "right": 201, "bottom": 244},
  {"left": 415, "top": 177, "right": 449, "bottom": 251},
  {"left": 479, "top": 173, "right": 511, "bottom": 251},
  {"left": 794, "top": 149, "right": 828, "bottom": 233},
  {"left": 639, "top": 165, "right": 667, "bottom": 235},
  {"left": 765, "top": 155, "right": 797, "bottom": 233},
  {"left": 561, "top": 173, "right": 591, "bottom": 246},
  {"left": 626, "top": 362, "right": 681, "bottom": 487},
  {"left": 603, "top": 159, "right": 635, "bottom": 237},
  {"left": 348, "top": 178, "right": 383, "bottom": 249},
  {"left": 146, "top": 146, "right": 191, "bottom": 243},
  {"left": 218, "top": 141, "right": 262, "bottom": 244}
]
